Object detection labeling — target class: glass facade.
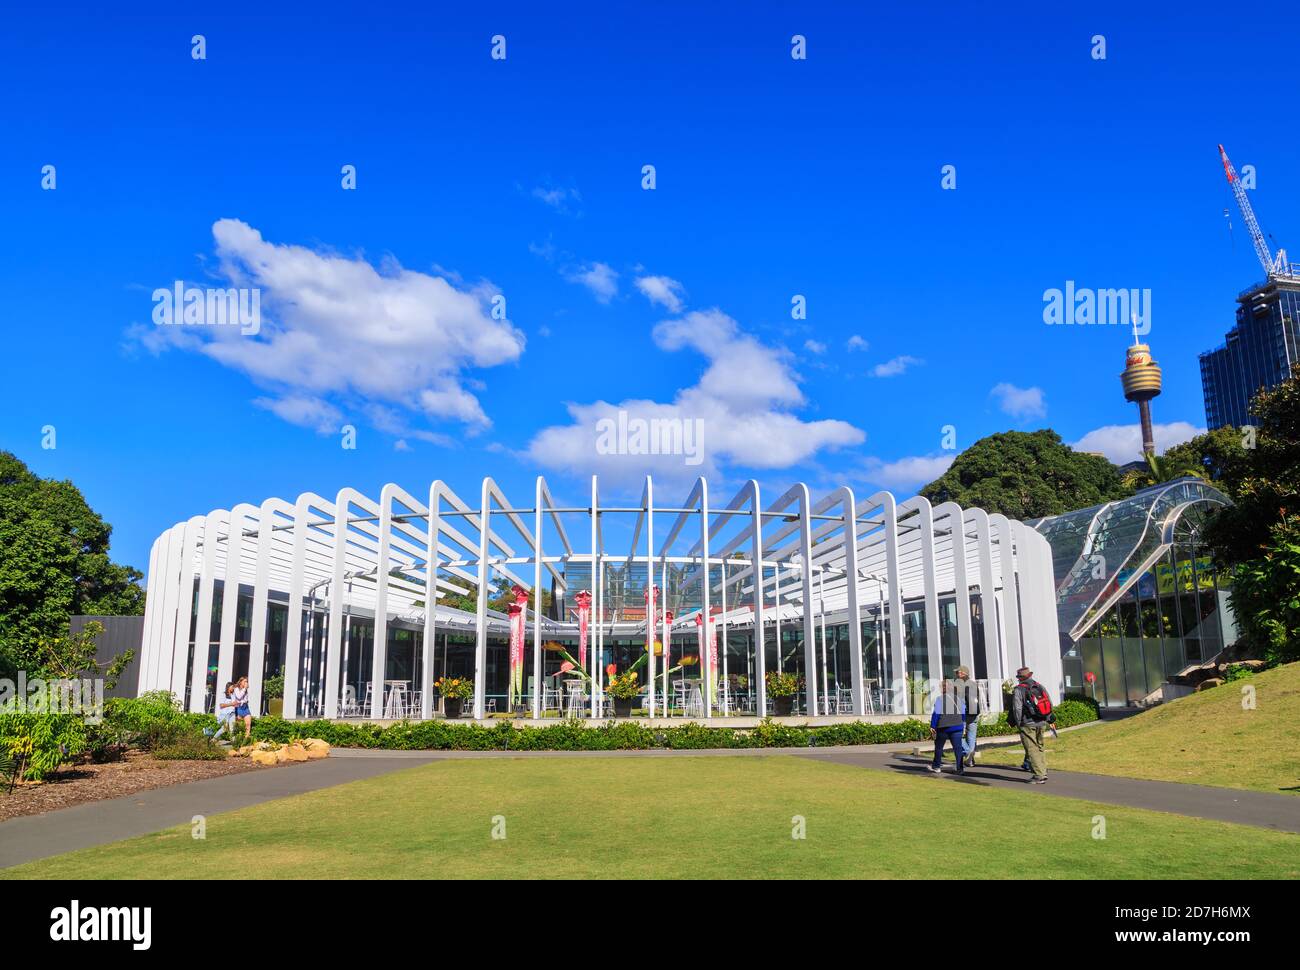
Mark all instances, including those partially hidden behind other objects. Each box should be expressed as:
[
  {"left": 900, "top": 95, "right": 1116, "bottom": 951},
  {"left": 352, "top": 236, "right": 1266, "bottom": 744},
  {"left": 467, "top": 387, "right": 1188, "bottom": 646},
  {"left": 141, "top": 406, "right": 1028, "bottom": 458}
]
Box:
[{"left": 1199, "top": 279, "right": 1299, "bottom": 429}]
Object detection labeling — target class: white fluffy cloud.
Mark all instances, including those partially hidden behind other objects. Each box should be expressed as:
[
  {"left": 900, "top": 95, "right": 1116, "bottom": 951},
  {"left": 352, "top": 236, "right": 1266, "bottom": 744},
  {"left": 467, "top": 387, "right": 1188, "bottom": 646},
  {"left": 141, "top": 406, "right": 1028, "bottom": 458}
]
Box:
[
  {"left": 565, "top": 261, "right": 619, "bottom": 303},
  {"left": 635, "top": 275, "right": 686, "bottom": 313},
  {"left": 804, "top": 339, "right": 827, "bottom": 354},
  {"left": 1072, "top": 421, "right": 1204, "bottom": 464},
  {"left": 846, "top": 335, "right": 869, "bottom": 351},
  {"left": 990, "top": 382, "right": 1047, "bottom": 421},
  {"left": 858, "top": 454, "right": 955, "bottom": 492},
  {"left": 525, "top": 309, "right": 864, "bottom": 485},
  {"left": 134, "top": 219, "right": 525, "bottom": 435},
  {"left": 871, "top": 355, "right": 922, "bottom": 377}
]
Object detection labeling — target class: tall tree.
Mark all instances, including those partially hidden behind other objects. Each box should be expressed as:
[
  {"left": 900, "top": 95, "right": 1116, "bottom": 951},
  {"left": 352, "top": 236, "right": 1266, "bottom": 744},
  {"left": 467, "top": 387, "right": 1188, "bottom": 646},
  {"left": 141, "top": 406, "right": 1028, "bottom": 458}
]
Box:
[
  {"left": 1202, "top": 378, "right": 1300, "bottom": 565},
  {"left": 1160, "top": 425, "right": 1253, "bottom": 496},
  {"left": 0, "top": 452, "right": 144, "bottom": 676},
  {"left": 919, "top": 430, "right": 1130, "bottom": 520},
  {"left": 1199, "top": 376, "right": 1300, "bottom": 663}
]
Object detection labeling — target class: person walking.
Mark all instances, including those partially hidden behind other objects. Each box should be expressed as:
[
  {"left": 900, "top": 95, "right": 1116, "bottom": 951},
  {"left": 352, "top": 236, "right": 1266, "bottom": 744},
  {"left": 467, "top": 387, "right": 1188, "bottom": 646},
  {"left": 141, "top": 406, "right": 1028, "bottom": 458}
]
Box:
[
  {"left": 954, "top": 666, "right": 981, "bottom": 767},
  {"left": 1009, "top": 666, "right": 1055, "bottom": 784},
  {"left": 928, "top": 680, "right": 966, "bottom": 775}
]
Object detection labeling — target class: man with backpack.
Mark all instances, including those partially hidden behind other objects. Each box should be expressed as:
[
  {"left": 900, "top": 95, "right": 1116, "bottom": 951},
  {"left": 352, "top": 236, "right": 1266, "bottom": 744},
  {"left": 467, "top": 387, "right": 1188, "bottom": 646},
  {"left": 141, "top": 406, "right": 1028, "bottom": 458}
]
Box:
[{"left": 1008, "top": 666, "right": 1055, "bottom": 784}]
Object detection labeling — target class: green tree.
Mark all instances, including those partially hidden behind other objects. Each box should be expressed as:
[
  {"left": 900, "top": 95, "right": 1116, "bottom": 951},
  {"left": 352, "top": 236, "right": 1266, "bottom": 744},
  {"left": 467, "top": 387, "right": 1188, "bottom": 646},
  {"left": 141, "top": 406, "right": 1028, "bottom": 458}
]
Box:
[
  {"left": 1202, "top": 378, "right": 1300, "bottom": 566},
  {"left": 1198, "top": 377, "right": 1300, "bottom": 661},
  {"left": 1161, "top": 425, "right": 1253, "bottom": 497},
  {"left": 0, "top": 452, "right": 144, "bottom": 677},
  {"left": 919, "top": 430, "right": 1130, "bottom": 520},
  {"left": 1120, "top": 450, "right": 1207, "bottom": 492}
]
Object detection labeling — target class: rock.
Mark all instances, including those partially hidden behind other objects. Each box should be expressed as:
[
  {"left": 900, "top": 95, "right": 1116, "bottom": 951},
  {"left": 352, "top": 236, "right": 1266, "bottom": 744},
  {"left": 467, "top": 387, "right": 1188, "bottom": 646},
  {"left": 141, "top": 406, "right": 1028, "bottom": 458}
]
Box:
[
  {"left": 273, "top": 746, "right": 290, "bottom": 763},
  {"left": 300, "top": 738, "right": 330, "bottom": 759},
  {"left": 1197, "top": 678, "right": 1225, "bottom": 692},
  {"left": 226, "top": 748, "right": 243, "bottom": 758},
  {"left": 283, "top": 743, "right": 309, "bottom": 762},
  {"left": 250, "top": 749, "right": 278, "bottom": 766}
]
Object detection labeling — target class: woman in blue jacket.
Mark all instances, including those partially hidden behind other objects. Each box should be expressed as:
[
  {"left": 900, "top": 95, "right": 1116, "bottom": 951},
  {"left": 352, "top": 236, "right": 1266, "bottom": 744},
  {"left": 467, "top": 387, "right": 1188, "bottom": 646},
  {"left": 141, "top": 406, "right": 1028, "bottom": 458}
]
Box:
[{"left": 929, "top": 680, "right": 966, "bottom": 775}]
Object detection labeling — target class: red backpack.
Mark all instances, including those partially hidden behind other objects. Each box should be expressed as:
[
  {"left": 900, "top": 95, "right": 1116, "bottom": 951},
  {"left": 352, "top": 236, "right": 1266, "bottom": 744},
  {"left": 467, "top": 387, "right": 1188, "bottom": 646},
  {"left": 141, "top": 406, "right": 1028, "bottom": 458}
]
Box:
[{"left": 1022, "top": 680, "right": 1053, "bottom": 719}]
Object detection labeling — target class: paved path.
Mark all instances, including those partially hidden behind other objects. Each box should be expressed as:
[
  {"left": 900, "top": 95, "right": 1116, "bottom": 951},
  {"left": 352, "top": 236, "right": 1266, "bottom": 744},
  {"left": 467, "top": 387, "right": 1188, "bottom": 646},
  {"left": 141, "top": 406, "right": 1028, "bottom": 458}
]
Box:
[
  {"left": 0, "top": 757, "right": 424, "bottom": 870},
  {"left": 790, "top": 749, "right": 1300, "bottom": 833},
  {"left": 4, "top": 739, "right": 1296, "bottom": 870}
]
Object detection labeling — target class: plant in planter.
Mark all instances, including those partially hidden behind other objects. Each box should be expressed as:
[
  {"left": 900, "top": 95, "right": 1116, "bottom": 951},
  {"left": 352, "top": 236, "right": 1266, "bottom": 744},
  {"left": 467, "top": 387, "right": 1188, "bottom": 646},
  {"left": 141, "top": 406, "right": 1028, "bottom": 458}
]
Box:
[
  {"left": 263, "top": 673, "right": 286, "bottom": 717},
  {"left": 764, "top": 671, "right": 801, "bottom": 716},
  {"left": 605, "top": 667, "right": 642, "bottom": 717},
  {"left": 434, "top": 677, "right": 474, "bottom": 718}
]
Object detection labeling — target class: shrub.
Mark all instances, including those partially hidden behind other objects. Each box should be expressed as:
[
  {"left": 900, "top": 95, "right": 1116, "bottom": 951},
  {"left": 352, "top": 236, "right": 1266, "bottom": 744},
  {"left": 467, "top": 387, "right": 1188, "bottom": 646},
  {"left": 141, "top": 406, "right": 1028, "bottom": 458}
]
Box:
[
  {"left": 242, "top": 697, "right": 1102, "bottom": 754},
  {"left": 0, "top": 708, "right": 87, "bottom": 782},
  {"left": 153, "top": 730, "right": 228, "bottom": 761}
]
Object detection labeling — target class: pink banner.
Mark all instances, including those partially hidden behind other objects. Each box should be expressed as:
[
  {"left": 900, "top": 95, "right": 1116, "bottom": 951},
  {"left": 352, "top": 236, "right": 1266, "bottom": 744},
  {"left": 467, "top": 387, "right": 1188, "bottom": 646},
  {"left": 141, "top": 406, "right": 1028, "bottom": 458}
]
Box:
[
  {"left": 508, "top": 584, "right": 528, "bottom": 709},
  {"left": 575, "top": 590, "right": 591, "bottom": 670}
]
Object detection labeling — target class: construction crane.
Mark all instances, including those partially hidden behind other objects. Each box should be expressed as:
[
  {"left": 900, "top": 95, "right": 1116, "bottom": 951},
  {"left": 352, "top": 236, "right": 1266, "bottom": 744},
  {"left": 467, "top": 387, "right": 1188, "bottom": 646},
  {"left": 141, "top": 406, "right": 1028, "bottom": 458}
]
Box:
[{"left": 1219, "top": 143, "right": 1296, "bottom": 280}]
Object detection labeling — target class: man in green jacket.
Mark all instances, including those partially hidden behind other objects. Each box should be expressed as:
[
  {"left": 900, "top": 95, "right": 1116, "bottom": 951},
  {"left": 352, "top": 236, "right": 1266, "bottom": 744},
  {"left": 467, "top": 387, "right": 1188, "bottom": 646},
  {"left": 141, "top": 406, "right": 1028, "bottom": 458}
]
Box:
[{"left": 1008, "top": 667, "right": 1055, "bottom": 784}]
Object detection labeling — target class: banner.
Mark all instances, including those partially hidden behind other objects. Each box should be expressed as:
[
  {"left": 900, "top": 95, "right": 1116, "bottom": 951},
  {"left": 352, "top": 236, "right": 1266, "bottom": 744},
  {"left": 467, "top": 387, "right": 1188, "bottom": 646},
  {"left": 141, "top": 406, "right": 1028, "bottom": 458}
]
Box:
[
  {"left": 575, "top": 590, "right": 591, "bottom": 671},
  {"left": 508, "top": 584, "right": 528, "bottom": 710},
  {"left": 696, "top": 612, "right": 718, "bottom": 706}
]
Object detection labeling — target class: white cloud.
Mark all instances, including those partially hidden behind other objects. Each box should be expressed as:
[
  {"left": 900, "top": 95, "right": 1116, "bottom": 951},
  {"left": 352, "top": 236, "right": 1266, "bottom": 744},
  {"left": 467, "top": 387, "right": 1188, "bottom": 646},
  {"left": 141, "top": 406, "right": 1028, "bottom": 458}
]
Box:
[
  {"left": 990, "top": 382, "right": 1047, "bottom": 421},
  {"left": 859, "top": 454, "right": 955, "bottom": 492},
  {"left": 525, "top": 309, "right": 864, "bottom": 485},
  {"left": 846, "top": 335, "right": 869, "bottom": 351},
  {"left": 531, "top": 183, "right": 581, "bottom": 213},
  {"left": 804, "top": 339, "right": 827, "bottom": 354},
  {"left": 133, "top": 219, "right": 524, "bottom": 436},
  {"left": 871, "top": 355, "right": 922, "bottom": 377},
  {"left": 565, "top": 262, "right": 619, "bottom": 303},
  {"left": 1072, "top": 421, "right": 1204, "bottom": 464},
  {"left": 252, "top": 395, "right": 342, "bottom": 434},
  {"left": 634, "top": 275, "right": 686, "bottom": 313}
]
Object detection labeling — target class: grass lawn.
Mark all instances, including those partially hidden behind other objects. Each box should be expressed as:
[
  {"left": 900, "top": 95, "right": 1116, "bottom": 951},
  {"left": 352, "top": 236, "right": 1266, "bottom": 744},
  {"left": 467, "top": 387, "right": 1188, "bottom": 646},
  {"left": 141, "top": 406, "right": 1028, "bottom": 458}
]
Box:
[
  {"left": 980, "top": 661, "right": 1300, "bottom": 794},
  {"left": 4, "top": 755, "right": 1297, "bottom": 879}
]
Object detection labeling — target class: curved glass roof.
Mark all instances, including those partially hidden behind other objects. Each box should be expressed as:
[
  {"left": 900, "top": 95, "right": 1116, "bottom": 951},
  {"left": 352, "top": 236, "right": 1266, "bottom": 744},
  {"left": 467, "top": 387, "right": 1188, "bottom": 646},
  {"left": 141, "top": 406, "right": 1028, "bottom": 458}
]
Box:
[{"left": 1028, "top": 478, "right": 1232, "bottom": 640}]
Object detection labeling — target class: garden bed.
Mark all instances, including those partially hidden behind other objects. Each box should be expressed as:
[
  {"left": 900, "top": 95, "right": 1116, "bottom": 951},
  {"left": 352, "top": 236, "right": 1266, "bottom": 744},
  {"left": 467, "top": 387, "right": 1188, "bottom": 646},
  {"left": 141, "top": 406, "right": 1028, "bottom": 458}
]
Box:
[{"left": 0, "top": 750, "right": 258, "bottom": 823}]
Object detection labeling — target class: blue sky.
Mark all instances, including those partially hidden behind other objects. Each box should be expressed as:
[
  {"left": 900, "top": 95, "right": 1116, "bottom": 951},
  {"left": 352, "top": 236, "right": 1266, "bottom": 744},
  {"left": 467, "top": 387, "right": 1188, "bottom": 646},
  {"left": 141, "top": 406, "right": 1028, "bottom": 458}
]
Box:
[{"left": 2, "top": 1, "right": 1298, "bottom": 573}]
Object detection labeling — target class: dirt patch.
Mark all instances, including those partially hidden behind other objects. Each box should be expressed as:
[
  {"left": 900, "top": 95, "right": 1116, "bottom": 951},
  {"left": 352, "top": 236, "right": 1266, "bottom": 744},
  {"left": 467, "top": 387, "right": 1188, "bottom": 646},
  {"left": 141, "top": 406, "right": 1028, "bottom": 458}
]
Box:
[{"left": 0, "top": 751, "right": 262, "bottom": 822}]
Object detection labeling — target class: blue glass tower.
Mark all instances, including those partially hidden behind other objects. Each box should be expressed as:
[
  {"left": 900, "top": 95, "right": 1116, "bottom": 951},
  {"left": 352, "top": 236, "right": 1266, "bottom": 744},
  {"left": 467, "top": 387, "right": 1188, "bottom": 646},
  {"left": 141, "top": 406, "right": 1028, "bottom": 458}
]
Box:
[{"left": 1199, "top": 279, "right": 1300, "bottom": 429}]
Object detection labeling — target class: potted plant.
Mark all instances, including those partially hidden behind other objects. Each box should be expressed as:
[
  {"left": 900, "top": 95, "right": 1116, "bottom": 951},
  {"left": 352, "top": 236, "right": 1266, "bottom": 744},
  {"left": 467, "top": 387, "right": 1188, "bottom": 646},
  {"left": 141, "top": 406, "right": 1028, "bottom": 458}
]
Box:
[
  {"left": 765, "top": 671, "right": 800, "bottom": 716},
  {"left": 263, "top": 673, "right": 285, "bottom": 718},
  {"left": 435, "top": 677, "right": 474, "bottom": 719},
  {"left": 907, "top": 675, "right": 932, "bottom": 716},
  {"left": 605, "top": 666, "right": 641, "bottom": 717}
]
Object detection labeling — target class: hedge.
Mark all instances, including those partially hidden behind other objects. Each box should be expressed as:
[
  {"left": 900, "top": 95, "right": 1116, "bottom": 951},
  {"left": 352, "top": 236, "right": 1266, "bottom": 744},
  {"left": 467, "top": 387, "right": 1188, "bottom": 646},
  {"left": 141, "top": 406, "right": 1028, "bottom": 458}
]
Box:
[{"left": 246, "top": 697, "right": 1100, "bottom": 752}]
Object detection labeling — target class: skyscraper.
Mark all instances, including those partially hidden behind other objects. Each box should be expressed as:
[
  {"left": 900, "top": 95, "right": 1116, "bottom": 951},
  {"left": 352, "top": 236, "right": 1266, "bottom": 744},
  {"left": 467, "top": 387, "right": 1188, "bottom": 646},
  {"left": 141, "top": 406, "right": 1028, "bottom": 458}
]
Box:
[{"left": 1199, "top": 278, "right": 1300, "bottom": 429}]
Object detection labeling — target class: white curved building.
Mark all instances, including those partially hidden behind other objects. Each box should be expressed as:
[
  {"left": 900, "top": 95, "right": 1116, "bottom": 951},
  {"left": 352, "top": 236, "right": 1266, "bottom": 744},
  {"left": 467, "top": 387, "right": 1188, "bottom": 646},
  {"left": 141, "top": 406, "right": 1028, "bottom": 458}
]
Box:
[{"left": 137, "top": 476, "right": 1062, "bottom": 721}]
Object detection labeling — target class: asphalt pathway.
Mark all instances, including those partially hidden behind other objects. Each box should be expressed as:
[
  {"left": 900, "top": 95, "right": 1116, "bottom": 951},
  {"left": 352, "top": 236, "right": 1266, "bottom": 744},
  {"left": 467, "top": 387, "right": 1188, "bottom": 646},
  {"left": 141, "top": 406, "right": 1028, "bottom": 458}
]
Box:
[
  {"left": 2, "top": 743, "right": 1296, "bottom": 870},
  {"left": 0, "top": 756, "right": 424, "bottom": 870}
]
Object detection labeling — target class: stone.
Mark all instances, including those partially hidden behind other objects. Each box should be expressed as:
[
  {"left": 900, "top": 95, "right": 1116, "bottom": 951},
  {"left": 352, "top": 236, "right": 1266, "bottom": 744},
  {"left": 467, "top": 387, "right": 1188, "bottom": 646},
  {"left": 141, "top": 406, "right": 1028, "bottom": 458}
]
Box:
[
  {"left": 250, "top": 749, "right": 278, "bottom": 766},
  {"left": 1197, "top": 678, "right": 1225, "bottom": 692},
  {"left": 283, "top": 743, "right": 309, "bottom": 762},
  {"left": 300, "top": 738, "right": 330, "bottom": 759}
]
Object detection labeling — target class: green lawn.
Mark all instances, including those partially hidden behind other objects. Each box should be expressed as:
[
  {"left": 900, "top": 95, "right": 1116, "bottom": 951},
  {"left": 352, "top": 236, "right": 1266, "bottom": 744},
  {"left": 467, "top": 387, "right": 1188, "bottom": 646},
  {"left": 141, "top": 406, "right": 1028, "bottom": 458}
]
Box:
[
  {"left": 980, "top": 662, "right": 1300, "bottom": 794},
  {"left": 4, "top": 755, "right": 1297, "bottom": 879}
]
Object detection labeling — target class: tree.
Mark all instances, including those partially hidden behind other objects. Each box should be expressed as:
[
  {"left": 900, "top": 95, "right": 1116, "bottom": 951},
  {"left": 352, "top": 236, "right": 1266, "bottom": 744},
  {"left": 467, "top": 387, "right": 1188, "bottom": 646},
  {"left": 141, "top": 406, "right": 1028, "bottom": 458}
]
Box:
[
  {"left": 919, "top": 430, "right": 1130, "bottom": 520},
  {"left": 1198, "top": 376, "right": 1300, "bottom": 661},
  {"left": 1160, "top": 425, "right": 1253, "bottom": 497},
  {"left": 1201, "top": 377, "right": 1300, "bottom": 566},
  {"left": 0, "top": 452, "right": 144, "bottom": 677},
  {"left": 1120, "top": 450, "right": 1207, "bottom": 492}
]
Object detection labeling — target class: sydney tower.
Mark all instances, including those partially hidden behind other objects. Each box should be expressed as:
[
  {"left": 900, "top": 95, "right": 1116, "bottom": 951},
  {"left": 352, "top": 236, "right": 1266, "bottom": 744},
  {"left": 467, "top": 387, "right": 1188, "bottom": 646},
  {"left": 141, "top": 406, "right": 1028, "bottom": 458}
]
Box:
[{"left": 1121, "top": 329, "right": 1163, "bottom": 456}]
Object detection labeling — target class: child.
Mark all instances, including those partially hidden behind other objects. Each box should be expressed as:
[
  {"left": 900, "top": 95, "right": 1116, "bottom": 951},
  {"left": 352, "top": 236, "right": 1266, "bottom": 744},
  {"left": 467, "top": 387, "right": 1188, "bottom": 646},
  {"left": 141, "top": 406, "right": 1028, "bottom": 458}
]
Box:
[{"left": 211, "top": 682, "right": 237, "bottom": 742}]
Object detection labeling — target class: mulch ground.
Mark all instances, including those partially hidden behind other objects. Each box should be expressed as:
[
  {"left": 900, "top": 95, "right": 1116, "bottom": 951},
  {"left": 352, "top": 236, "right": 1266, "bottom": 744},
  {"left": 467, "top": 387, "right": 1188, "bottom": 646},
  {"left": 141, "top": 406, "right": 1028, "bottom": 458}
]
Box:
[{"left": 0, "top": 750, "right": 266, "bottom": 823}]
